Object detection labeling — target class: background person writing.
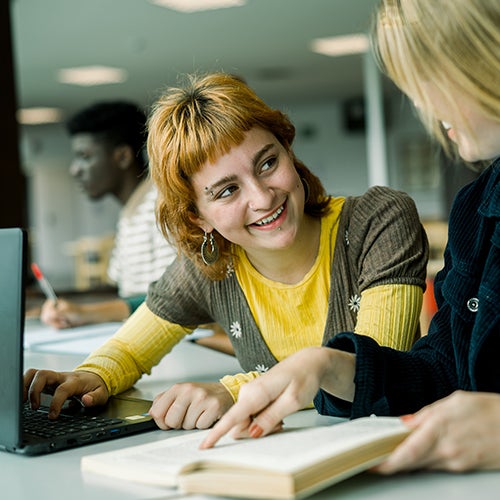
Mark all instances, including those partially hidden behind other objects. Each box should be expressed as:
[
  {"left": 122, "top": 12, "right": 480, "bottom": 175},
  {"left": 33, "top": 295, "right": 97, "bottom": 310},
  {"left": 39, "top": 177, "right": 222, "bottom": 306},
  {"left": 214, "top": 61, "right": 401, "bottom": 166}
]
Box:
[
  {"left": 25, "top": 73, "right": 428, "bottom": 430},
  {"left": 202, "top": 0, "right": 500, "bottom": 474}
]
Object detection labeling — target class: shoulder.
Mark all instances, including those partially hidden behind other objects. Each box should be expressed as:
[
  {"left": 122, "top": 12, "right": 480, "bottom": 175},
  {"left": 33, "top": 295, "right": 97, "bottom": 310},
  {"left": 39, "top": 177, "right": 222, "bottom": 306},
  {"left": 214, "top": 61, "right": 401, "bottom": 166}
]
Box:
[
  {"left": 343, "top": 186, "right": 424, "bottom": 252},
  {"left": 147, "top": 255, "right": 211, "bottom": 318},
  {"left": 347, "top": 186, "right": 418, "bottom": 224},
  {"left": 355, "top": 185, "right": 416, "bottom": 209},
  {"left": 120, "top": 177, "right": 157, "bottom": 218},
  {"left": 351, "top": 186, "right": 419, "bottom": 221}
]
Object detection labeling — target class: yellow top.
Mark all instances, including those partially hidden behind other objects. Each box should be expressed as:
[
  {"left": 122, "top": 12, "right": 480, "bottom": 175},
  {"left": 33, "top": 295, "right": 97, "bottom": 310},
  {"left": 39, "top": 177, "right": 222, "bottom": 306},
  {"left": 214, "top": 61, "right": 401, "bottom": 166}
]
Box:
[{"left": 76, "top": 197, "right": 422, "bottom": 399}]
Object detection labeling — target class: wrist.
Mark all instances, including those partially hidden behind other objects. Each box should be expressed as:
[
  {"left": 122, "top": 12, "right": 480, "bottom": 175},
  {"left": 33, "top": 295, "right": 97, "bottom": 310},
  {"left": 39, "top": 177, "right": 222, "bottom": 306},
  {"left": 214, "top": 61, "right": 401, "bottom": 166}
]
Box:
[{"left": 317, "top": 347, "right": 356, "bottom": 402}]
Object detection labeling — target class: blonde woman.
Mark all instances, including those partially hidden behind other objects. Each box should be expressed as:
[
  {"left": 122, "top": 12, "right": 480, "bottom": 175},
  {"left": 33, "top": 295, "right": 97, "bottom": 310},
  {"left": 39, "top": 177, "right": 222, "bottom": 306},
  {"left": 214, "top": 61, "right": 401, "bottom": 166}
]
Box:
[{"left": 203, "top": 0, "right": 500, "bottom": 473}]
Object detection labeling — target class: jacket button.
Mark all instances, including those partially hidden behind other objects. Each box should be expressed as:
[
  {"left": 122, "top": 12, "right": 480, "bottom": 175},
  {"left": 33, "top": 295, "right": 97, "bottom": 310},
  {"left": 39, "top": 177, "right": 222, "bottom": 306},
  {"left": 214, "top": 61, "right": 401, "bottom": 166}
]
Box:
[{"left": 466, "top": 297, "right": 479, "bottom": 312}]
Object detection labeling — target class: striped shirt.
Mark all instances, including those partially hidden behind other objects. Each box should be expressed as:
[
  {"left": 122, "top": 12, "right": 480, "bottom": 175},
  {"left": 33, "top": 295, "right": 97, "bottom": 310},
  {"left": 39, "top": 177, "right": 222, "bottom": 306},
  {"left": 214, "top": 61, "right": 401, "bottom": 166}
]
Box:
[{"left": 107, "top": 177, "right": 176, "bottom": 298}]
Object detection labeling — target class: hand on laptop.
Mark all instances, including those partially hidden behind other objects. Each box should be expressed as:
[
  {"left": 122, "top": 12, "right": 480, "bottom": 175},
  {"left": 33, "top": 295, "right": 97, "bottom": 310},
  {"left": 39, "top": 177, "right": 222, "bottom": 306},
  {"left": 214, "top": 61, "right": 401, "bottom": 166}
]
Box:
[
  {"left": 23, "top": 368, "right": 109, "bottom": 419},
  {"left": 148, "top": 381, "right": 234, "bottom": 430}
]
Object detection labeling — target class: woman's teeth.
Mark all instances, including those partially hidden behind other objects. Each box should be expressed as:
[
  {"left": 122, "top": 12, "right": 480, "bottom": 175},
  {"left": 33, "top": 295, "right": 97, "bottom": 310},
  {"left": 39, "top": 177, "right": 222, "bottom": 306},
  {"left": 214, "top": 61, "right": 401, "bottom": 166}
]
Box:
[
  {"left": 255, "top": 205, "right": 284, "bottom": 226},
  {"left": 441, "top": 121, "right": 452, "bottom": 130}
]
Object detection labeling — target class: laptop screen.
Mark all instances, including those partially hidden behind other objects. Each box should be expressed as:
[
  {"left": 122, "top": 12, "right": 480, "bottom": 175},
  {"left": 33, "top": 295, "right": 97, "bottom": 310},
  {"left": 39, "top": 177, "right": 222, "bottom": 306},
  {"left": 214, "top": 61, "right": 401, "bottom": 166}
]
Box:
[
  {"left": 0, "top": 228, "right": 26, "bottom": 451},
  {"left": 0, "top": 228, "right": 158, "bottom": 456}
]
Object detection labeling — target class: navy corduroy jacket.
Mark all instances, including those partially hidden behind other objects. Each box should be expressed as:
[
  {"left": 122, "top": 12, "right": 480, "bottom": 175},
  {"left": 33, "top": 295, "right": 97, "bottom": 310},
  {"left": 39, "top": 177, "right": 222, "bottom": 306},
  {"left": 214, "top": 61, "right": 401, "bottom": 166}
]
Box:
[{"left": 316, "top": 157, "right": 500, "bottom": 418}]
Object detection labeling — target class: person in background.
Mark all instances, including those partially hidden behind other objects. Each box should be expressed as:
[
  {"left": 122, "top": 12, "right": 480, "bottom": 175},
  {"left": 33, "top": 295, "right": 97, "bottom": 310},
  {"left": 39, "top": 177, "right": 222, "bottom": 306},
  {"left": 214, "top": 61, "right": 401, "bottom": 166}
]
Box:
[
  {"left": 25, "top": 72, "right": 428, "bottom": 430},
  {"left": 39, "top": 101, "right": 175, "bottom": 328},
  {"left": 202, "top": 0, "right": 500, "bottom": 474}
]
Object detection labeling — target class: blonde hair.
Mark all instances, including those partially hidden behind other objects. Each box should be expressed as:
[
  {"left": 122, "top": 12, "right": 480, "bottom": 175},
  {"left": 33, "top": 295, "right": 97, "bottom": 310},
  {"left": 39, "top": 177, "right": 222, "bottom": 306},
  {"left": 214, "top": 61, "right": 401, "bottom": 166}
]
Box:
[
  {"left": 372, "top": 0, "right": 500, "bottom": 156},
  {"left": 147, "top": 73, "right": 329, "bottom": 280}
]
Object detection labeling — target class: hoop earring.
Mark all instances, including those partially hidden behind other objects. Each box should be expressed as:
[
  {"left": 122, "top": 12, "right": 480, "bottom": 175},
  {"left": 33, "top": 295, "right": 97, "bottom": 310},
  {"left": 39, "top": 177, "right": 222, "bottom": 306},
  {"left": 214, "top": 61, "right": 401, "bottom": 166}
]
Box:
[
  {"left": 201, "top": 231, "right": 219, "bottom": 265},
  {"left": 301, "top": 177, "right": 310, "bottom": 203}
]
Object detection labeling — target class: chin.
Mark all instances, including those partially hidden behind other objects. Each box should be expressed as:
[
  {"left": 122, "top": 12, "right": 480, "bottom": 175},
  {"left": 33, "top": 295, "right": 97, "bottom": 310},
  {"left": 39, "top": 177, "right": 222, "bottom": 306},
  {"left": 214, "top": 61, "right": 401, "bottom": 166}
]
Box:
[{"left": 457, "top": 145, "right": 483, "bottom": 163}]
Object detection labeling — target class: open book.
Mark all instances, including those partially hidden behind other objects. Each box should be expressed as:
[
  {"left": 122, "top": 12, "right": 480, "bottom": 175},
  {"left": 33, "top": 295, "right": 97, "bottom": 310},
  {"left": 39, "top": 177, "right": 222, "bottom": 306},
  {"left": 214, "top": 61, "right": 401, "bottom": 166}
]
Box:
[{"left": 81, "top": 416, "right": 410, "bottom": 499}]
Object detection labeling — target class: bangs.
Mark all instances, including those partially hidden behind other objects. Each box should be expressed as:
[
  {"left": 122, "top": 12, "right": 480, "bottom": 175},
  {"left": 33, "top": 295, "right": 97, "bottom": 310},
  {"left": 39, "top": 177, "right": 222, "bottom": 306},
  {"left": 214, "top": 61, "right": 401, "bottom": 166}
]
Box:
[{"left": 171, "top": 103, "right": 249, "bottom": 179}]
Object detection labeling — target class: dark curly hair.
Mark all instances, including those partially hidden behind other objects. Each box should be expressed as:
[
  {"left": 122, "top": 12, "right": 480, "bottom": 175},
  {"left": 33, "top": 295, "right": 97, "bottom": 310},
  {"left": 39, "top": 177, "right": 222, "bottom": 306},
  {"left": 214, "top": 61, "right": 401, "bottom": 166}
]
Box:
[{"left": 67, "top": 100, "right": 148, "bottom": 172}]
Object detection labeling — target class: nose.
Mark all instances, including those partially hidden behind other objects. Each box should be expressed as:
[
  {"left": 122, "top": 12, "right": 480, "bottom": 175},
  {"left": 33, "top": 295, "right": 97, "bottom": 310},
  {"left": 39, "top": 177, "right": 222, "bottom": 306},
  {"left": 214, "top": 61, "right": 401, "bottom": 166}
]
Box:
[
  {"left": 69, "top": 159, "right": 81, "bottom": 178},
  {"left": 247, "top": 180, "right": 274, "bottom": 211}
]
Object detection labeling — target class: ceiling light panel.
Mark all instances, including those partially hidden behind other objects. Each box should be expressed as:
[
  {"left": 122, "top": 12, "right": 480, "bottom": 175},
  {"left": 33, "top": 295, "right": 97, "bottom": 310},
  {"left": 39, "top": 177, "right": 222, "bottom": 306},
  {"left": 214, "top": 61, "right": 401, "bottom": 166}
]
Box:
[
  {"left": 17, "top": 107, "right": 64, "bottom": 125},
  {"left": 57, "top": 66, "right": 128, "bottom": 86},
  {"left": 311, "top": 34, "right": 369, "bottom": 57},
  {"left": 149, "top": 0, "right": 245, "bottom": 13}
]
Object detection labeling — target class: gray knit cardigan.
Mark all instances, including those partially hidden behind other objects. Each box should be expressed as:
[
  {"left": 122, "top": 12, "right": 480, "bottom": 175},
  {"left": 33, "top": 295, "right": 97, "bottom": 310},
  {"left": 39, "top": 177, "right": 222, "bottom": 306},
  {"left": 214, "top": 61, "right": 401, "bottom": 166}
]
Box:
[{"left": 147, "top": 186, "right": 429, "bottom": 374}]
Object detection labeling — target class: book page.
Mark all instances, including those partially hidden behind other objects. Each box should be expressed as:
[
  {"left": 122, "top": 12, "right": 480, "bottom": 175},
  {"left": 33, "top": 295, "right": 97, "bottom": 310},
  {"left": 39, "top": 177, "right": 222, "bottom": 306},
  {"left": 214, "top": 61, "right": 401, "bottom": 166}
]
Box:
[
  {"left": 183, "top": 416, "right": 408, "bottom": 473},
  {"left": 81, "top": 416, "right": 408, "bottom": 485},
  {"left": 81, "top": 430, "right": 211, "bottom": 487}
]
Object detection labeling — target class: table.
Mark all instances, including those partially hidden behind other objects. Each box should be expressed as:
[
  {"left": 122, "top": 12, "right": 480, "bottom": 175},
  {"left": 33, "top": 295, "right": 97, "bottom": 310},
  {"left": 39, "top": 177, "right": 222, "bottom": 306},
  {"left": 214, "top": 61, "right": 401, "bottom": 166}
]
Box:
[{"left": 3, "top": 332, "right": 500, "bottom": 499}]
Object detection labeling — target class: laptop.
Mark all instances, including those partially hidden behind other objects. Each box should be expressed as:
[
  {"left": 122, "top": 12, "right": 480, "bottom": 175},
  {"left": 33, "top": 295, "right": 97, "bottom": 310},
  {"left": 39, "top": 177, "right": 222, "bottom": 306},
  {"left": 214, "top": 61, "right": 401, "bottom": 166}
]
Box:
[{"left": 0, "top": 228, "right": 158, "bottom": 455}]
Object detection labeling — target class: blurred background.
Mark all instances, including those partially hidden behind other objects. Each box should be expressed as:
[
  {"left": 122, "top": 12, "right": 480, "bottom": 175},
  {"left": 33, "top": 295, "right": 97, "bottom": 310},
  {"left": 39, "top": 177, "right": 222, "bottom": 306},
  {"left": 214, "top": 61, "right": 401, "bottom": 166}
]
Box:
[{"left": 4, "top": 0, "right": 474, "bottom": 312}]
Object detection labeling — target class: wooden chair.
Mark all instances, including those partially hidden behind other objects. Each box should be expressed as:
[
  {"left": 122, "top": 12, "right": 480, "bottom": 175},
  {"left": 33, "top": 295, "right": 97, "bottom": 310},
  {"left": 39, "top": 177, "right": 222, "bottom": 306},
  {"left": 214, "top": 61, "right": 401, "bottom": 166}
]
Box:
[{"left": 64, "top": 234, "right": 115, "bottom": 290}]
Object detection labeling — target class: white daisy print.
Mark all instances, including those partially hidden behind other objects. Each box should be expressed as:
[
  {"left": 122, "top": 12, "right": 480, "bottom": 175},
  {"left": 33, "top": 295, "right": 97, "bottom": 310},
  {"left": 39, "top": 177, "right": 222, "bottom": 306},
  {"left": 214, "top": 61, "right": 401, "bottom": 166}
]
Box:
[
  {"left": 230, "top": 321, "right": 242, "bottom": 339},
  {"left": 348, "top": 294, "right": 361, "bottom": 313},
  {"left": 226, "top": 261, "right": 235, "bottom": 277},
  {"left": 255, "top": 364, "right": 269, "bottom": 373},
  {"left": 344, "top": 230, "right": 350, "bottom": 246}
]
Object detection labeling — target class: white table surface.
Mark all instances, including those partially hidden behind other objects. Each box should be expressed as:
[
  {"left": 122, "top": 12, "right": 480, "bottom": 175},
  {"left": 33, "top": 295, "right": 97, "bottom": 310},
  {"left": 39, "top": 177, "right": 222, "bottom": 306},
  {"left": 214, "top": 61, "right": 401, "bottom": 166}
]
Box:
[{"left": 4, "top": 325, "right": 500, "bottom": 499}]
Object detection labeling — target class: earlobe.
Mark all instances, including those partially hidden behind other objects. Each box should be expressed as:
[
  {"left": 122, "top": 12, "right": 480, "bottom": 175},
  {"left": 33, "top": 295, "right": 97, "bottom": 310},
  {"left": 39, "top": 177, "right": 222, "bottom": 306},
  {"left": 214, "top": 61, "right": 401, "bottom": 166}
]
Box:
[{"left": 188, "top": 212, "right": 213, "bottom": 233}]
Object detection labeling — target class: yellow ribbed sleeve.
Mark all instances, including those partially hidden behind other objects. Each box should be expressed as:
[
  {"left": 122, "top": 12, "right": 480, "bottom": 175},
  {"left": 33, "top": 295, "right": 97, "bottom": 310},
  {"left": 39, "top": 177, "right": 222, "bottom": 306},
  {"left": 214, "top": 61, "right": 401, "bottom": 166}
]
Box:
[
  {"left": 220, "top": 283, "right": 422, "bottom": 401},
  {"left": 354, "top": 284, "right": 422, "bottom": 350},
  {"left": 74, "top": 302, "right": 192, "bottom": 395}
]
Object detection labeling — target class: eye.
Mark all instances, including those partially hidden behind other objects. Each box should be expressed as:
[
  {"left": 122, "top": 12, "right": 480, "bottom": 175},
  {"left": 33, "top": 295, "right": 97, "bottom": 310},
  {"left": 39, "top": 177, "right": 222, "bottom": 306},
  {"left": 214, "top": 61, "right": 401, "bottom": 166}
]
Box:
[
  {"left": 217, "top": 184, "right": 239, "bottom": 199},
  {"left": 260, "top": 155, "right": 277, "bottom": 173},
  {"left": 76, "top": 151, "right": 90, "bottom": 161}
]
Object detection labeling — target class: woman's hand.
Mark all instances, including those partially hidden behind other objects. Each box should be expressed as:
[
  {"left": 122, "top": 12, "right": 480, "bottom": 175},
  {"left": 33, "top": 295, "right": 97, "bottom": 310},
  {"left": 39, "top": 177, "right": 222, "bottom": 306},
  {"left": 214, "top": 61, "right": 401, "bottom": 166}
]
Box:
[
  {"left": 148, "top": 382, "right": 235, "bottom": 430},
  {"left": 23, "top": 368, "right": 109, "bottom": 419},
  {"left": 376, "top": 391, "right": 500, "bottom": 474},
  {"left": 200, "top": 347, "right": 355, "bottom": 449}
]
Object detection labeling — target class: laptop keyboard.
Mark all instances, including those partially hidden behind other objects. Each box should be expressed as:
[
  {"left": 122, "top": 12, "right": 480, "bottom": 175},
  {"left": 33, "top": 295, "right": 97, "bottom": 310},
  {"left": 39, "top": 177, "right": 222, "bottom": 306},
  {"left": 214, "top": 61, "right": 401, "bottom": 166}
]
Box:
[{"left": 23, "top": 403, "right": 122, "bottom": 439}]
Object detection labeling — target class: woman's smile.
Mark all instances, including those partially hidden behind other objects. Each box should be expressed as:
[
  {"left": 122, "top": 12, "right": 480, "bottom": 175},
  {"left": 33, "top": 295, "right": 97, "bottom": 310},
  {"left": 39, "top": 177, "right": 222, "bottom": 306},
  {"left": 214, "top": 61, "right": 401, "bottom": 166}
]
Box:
[{"left": 251, "top": 202, "right": 286, "bottom": 229}]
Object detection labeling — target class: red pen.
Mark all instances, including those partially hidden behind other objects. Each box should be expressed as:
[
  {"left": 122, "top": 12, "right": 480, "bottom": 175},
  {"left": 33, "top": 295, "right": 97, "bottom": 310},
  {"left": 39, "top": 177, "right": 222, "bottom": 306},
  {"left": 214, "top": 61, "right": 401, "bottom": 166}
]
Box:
[{"left": 31, "top": 263, "right": 58, "bottom": 304}]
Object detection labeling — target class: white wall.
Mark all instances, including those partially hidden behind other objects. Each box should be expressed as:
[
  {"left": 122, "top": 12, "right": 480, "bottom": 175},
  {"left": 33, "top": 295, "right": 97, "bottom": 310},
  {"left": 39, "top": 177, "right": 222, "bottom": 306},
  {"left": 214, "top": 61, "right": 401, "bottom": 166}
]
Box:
[
  {"left": 386, "top": 95, "right": 445, "bottom": 218},
  {"left": 285, "top": 100, "right": 368, "bottom": 197},
  {"left": 20, "top": 94, "right": 443, "bottom": 289}
]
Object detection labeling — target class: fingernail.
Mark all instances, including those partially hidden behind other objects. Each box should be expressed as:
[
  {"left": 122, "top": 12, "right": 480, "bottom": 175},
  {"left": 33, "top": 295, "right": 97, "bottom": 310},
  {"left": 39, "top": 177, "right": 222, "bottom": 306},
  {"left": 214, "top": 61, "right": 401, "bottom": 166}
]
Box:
[
  {"left": 400, "top": 414, "right": 414, "bottom": 423},
  {"left": 249, "top": 423, "right": 263, "bottom": 438}
]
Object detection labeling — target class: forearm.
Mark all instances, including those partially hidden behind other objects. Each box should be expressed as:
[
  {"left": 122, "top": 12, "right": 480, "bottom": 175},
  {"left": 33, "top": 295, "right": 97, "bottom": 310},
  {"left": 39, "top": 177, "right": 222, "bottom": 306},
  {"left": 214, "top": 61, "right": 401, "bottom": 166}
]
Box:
[
  {"left": 76, "top": 302, "right": 192, "bottom": 395},
  {"left": 75, "top": 345, "right": 142, "bottom": 395},
  {"left": 78, "top": 299, "right": 131, "bottom": 323}
]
